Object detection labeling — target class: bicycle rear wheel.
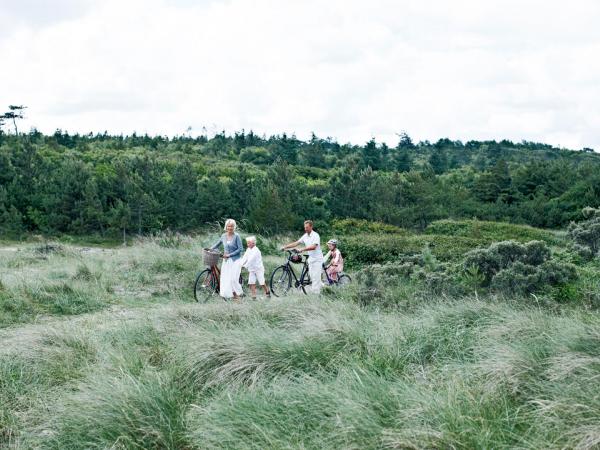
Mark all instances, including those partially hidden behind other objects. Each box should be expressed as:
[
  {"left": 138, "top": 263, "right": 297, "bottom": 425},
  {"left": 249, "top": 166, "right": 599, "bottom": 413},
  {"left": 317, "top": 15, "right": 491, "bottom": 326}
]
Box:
[
  {"left": 270, "top": 265, "right": 292, "bottom": 297},
  {"left": 194, "top": 268, "right": 218, "bottom": 302},
  {"left": 336, "top": 274, "right": 352, "bottom": 288}
]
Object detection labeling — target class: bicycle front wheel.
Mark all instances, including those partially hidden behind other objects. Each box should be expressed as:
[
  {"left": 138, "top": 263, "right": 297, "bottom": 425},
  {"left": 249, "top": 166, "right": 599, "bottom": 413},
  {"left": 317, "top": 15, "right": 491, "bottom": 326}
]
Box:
[
  {"left": 270, "top": 265, "right": 292, "bottom": 297},
  {"left": 194, "top": 268, "right": 218, "bottom": 302}
]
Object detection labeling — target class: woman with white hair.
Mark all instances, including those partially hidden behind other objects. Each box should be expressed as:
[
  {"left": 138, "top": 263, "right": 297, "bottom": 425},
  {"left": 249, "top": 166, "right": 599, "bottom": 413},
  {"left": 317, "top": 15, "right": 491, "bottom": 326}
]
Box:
[{"left": 210, "top": 218, "right": 243, "bottom": 299}]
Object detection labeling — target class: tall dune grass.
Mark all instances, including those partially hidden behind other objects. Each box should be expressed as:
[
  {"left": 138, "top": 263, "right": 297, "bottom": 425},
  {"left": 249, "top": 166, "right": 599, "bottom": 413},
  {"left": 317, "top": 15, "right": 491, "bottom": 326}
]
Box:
[
  {"left": 1, "top": 239, "right": 598, "bottom": 449},
  {"left": 7, "top": 297, "right": 593, "bottom": 449}
]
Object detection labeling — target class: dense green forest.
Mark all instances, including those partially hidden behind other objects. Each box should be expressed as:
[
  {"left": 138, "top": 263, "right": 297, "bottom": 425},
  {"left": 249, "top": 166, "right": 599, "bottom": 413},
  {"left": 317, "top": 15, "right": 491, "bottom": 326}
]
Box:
[{"left": 1, "top": 126, "right": 599, "bottom": 238}]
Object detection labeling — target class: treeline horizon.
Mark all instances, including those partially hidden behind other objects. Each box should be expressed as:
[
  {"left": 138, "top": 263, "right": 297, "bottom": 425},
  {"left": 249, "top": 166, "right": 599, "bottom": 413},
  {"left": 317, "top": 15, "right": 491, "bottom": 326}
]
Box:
[{"left": 1, "top": 128, "right": 600, "bottom": 238}]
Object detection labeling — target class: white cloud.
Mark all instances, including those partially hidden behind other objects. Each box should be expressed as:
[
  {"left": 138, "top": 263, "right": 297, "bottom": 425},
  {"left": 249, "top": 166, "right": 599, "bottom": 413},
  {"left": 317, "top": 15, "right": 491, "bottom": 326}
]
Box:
[{"left": 0, "top": 0, "right": 599, "bottom": 149}]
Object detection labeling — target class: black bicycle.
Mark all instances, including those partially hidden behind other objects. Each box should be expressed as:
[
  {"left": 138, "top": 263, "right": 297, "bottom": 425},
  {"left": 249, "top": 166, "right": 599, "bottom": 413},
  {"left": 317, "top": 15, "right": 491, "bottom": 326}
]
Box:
[{"left": 270, "top": 250, "right": 312, "bottom": 296}]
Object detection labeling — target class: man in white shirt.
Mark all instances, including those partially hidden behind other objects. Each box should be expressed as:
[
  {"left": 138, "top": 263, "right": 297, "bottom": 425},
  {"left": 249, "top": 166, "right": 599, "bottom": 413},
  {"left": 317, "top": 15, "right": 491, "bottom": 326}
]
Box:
[
  {"left": 281, "top": 220, "right": 324, "bottom": 294},
  {"left": 239, "top": 236, "right": 270, "bottom": 298}
]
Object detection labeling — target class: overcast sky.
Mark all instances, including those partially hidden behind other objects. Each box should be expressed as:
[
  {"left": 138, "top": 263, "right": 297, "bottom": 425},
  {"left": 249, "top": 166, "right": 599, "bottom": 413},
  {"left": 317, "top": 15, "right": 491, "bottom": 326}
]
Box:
[{"left": 1, "top": 0, "right": 599, "bottom": 149}]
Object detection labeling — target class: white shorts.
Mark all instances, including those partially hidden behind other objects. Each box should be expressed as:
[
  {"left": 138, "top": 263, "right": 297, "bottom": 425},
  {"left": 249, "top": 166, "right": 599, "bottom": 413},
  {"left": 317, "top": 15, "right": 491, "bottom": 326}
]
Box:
[{"left": 248, "top": 269, "right": 265, "bottom": 286}]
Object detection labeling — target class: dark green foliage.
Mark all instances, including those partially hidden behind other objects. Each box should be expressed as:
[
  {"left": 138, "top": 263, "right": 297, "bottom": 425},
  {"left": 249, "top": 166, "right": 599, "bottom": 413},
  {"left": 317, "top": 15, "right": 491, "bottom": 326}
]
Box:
[
  {"left": 247, "top": 160, "right": 300, "bottom": 233},
  {"left": 361, "top": 138, "right": 382, "bottom": 170},
  {"left": 0, "top": 204, "right": 24, "bottom": 237},
  {"left": 428, "top": 148, "right": 448, "bottom": 174},
  {"left": 270, "top": 133, "right": 299, "bottom": 165},
  {"left": 1, "top": 130, "right": 600, "bottom": 237},
  {"left": 328, "top": 218, "right": 407, "bottom": 235},
  {"left": 472, "top": 159, "right": 513, "bottom": 203},
  {"left": 490, "top": 260, "right": 575, "bottom": 295},
  {"left": 394, "top": 133, "right": 414, "bottom": 172},
  {"left": 394, "top": 150, "right": 411, "bottom": 172},
  {"left": 344, "top": 233, "right": 484, "bottom": 266},
  {"left": 240, "top": 146, "right": 272, "bottom": 165},
  {"left": 567, "top": 207, "right": 600, "bottom": 259},
  {"left": 300, "top": 133, "right": 328, "bottom": 168},
  {"left": 356, "top": 262, "right": 417, "bottom": 283},
  {"left": 463, "top": 240, "right": 577, "bottom": 295},
  {"left": 425, "top": 219, "right": 560, "bottom": 244}
]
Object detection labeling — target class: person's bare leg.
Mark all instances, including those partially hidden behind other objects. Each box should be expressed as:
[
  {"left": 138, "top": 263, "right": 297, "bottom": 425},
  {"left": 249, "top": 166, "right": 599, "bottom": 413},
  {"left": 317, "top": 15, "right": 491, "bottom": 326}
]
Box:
[
  {"left": 262, "top": 284, "right": 270, "bottom": 296},
  {"left": 250, "top": 284, "right": 257, "bottom": 298}
]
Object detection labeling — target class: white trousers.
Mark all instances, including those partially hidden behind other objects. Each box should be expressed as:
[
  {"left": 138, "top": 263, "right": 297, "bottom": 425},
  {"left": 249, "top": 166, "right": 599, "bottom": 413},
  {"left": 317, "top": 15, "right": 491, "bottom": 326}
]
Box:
[
  {"left": 308, "top": 258, "right": 323, "bottom": 294},
  {"left": 220, "top": 259, "right": 243, "bottom": 298}
]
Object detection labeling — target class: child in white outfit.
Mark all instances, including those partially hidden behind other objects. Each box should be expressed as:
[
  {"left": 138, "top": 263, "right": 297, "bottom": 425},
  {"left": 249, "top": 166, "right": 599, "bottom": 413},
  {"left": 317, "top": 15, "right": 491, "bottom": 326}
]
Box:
[{"left": 239, "top": 236, "right": 271, "bottom": 299}]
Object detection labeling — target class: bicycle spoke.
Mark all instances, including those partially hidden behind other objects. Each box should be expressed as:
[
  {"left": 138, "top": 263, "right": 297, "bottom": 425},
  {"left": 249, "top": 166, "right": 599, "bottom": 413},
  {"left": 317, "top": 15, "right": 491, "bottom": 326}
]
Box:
[
  {"left": 337, "top": 274, "right": 352, "bottom": 288},
  {"left": 194, "top": 268, "right": 218, "bottom": 302},
  {"left": 270, "top": 266, "right": 291, "bottom": 297}
]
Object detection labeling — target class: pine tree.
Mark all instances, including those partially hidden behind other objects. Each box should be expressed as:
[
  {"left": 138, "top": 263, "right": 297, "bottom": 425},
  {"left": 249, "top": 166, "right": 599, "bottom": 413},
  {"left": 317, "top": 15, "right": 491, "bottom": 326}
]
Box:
[
  {"left": 302, "top": 133, "right": 326, "bottom": 168},
  {"left": 397, "top": 132, "right": 415, "bottom": 150},
  {"left": 362, "top": 138, "right": 382, "bottom": 170},
  {"left": 380, "top": 143, "right": 391, "bottom": 170},
  {"left": 395, "top": 151, "right": 411, "bottom": 172},
  {"left": 429, "top": 149, "right": 448, "bottom": 174},
  {"left": 473, "top": 172, "right": 500, "bottom": 202},
  {"left": 270, "top": 133, "right": 298, "bottom": 165},
  {"left": 248, "top": 178, "right": 295, "bottom": 233},
  {"left": 79, "top": 178, "right": 104, "bottom": 233},
  {"left": 0, "top": 187, "right": 24, "bottom": 237},
  {"left": 109, "top": 200, "right": 131, "bottom": 245},
  {"left": 196, "top": 176, "right": 233, "bottom": 225}
]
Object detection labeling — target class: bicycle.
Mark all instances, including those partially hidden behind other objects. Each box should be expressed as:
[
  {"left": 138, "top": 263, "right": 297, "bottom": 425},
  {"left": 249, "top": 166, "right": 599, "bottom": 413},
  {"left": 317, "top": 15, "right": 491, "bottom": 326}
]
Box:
[
  {"left": 194, "top": 248, "right": 244, "bottom": 302},
  {"left": 322, "top": 264, "right": 352, "bottom": 287},
  {"left": 269, "top": 250, "right": 312, "bottom": 296}
]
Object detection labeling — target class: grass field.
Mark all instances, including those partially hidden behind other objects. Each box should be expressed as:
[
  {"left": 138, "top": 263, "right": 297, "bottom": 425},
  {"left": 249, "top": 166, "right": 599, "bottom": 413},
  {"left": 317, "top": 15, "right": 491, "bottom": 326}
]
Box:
[{"left": 1, "top": 234, "right": 599, "bottom": 449}]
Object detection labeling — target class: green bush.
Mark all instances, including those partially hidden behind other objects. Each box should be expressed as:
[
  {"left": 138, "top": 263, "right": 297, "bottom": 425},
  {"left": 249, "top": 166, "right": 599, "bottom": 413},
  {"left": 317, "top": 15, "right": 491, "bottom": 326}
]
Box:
[
  {"left": 355, "top": 262, "right": 417, "bottom": 287},
  {"left": 239, "top": 146, "right": 272, "bottom": 165},
  {"left": 567, "top": 207, "right": 600, "bottom": 259},
  {"left": 344, "top": 233, "right": 484, "bottom": 267},
  {"left": 425, "top": 219, "right": 561, "bottom": 245},
  {"left": 463, "top": 240, "right": 577, "bottom": 295},
  {"left": 354, "top": 246, "right": 464, "bottom": 299}
]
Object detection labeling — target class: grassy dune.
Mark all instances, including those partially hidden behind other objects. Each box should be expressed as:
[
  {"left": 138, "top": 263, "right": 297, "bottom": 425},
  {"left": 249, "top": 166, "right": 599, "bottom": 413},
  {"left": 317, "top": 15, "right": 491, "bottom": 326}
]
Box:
[{"left": 0, "top": 237, "right": 599, "bottom": 449}]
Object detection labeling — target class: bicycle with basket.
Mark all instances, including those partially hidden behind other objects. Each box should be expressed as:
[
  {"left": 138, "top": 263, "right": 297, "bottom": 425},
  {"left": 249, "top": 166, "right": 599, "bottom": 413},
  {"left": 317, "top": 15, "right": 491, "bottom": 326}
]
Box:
[{"left": 194, "top": 248, "right": 244, "bottom": 302}]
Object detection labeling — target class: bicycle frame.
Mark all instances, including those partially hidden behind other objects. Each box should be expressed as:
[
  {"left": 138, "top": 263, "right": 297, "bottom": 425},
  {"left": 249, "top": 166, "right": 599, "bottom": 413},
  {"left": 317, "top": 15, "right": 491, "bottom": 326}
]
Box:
[
  {"left": 284, "top": 253, "right": 311, "bottom": 289},
  {"left": 194, "top": 252, "right": 245, "bottom": 301},
  {"left": 322, "top": 264, "right": 335, "bottom": 285},
  {"left": 206, "top": 264, "right": 221, "bottom": 290},
  {"left": 270, "top": 250, "right": 350, "bottom": 297},
  {"left": 324, "top": 261, "right": 354, "bottom": 286}
]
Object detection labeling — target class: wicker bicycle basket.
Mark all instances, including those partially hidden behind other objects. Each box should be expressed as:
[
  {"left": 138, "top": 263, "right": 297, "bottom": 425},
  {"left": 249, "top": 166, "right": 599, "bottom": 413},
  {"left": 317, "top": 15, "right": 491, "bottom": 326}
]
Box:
[{"left": 203, "top": 248, "right": 220, "bottom": 267}]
